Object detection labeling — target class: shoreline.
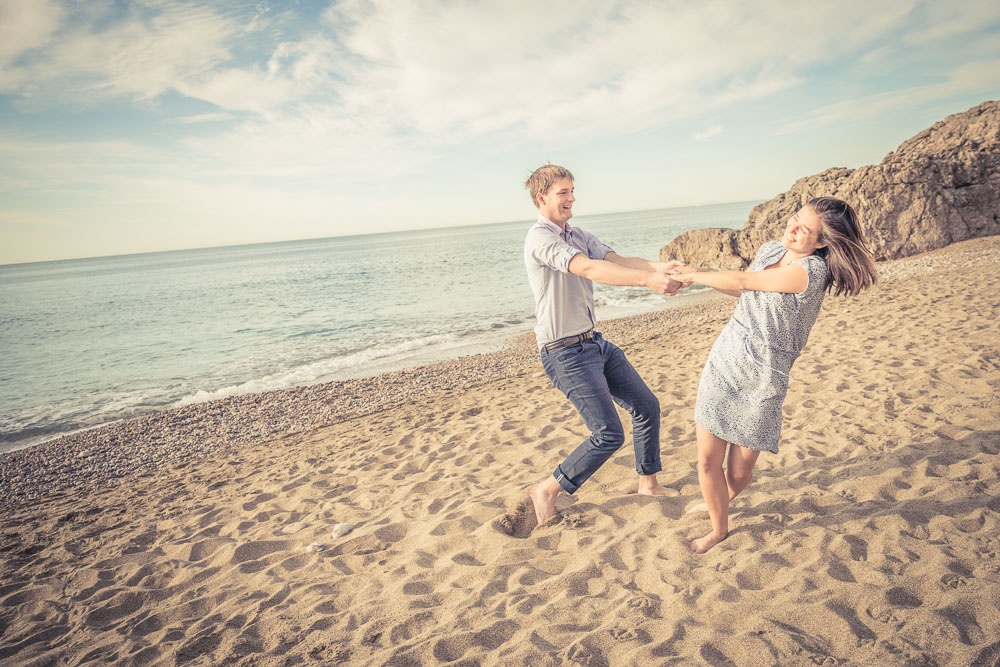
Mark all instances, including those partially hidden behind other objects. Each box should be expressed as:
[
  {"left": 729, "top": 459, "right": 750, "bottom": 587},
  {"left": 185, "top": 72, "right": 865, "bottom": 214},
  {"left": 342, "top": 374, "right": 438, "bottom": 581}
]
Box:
[
  {"left": 0, "top": 286, "right": 720, "bottom": 459},
  {"left": 1, "top": 236, "right": 996, "bottom": 509},
  {"left": 0, "top": 291, "right": 728, "bottom": 507}
]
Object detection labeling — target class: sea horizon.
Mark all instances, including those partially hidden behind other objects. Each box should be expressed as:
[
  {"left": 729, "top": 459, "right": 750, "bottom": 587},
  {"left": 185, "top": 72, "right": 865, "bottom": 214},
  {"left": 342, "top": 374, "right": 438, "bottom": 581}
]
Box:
[{"left": 0, "top": 199, "right": 761, "bottom": 268}]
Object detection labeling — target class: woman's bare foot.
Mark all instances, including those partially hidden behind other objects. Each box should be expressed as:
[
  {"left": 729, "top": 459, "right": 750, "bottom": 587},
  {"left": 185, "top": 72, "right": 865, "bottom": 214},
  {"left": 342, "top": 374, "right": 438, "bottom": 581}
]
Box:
[
  {"left": 685, "top": 502, "right": 707, "bottom": 514},
  {"left": 528, "top": 481, "right": 561, "bottom": 525},
  {"left": 637, "top": 475, "right": 680, "bottom": 497},
  {"left": 689, "top": 530, "right": 727, "bottom": 554}
]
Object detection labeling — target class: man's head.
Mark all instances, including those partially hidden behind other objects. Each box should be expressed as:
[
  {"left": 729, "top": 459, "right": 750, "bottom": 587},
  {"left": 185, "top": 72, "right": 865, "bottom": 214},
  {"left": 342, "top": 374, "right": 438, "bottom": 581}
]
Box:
[{"left": 526, "top": 164, "right": 575, "bottom": 226}]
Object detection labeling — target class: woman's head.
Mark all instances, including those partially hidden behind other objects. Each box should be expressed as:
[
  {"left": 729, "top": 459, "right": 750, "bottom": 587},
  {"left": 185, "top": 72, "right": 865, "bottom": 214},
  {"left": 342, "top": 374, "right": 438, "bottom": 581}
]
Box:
[
  {"left": 801, "top": 197, "right": 878, "bottom": 297},
  {"left": 781, "top": 205, "right": 825, "bottom": 256}
]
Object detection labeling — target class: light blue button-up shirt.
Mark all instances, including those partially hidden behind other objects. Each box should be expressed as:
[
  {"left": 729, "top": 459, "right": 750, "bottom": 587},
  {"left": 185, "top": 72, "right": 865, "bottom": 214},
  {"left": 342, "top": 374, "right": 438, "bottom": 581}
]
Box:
[{"left": 524, "top": 215, "right": 613, "bottom": 349}]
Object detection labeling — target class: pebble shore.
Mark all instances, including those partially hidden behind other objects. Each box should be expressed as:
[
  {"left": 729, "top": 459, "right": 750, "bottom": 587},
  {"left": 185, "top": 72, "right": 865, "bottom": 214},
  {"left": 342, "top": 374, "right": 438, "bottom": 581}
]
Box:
[{"left": 2, "top": 236, "right": 996, "bottom": 508}]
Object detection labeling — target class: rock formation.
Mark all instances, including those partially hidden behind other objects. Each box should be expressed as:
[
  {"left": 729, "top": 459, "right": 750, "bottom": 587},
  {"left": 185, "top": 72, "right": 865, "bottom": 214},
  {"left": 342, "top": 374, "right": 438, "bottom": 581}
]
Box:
[{"left": 660, "top": 100, "right": 1000, "bottom": 268}]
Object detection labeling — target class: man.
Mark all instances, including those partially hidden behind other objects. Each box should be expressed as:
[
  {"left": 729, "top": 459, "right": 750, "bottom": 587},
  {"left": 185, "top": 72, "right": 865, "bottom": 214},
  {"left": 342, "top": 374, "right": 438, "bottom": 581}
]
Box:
[{"left": 523, "top": 164, "right": 682, "bottom": 526}]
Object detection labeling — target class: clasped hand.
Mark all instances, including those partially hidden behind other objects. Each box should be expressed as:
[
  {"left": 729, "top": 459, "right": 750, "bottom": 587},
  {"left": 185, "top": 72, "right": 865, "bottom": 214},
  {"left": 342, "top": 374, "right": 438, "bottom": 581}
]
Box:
[{"left": 649, "top": 260, "right": 695, "bottom": 295}]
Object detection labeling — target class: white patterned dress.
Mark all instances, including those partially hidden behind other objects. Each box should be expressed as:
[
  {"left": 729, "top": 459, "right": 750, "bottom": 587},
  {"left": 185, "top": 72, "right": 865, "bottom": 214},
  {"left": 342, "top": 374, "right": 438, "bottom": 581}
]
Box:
[{"left": 694, "top": 240, "right": 829, "bottom": 453}]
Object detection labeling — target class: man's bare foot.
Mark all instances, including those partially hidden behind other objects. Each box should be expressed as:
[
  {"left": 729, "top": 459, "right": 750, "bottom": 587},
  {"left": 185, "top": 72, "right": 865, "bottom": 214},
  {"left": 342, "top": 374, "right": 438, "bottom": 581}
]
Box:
[
  {"left": 637, "top": 476, "right": 680, "bottom": 497},
  {"left": 689, "top": 530, "right": 727, "bottom": 554},
  {"left": 685, "top": 502, "right": 707, "bottom": 514},
  {"left": 528, "top": 482, "right": 560, "bottom": 525}
]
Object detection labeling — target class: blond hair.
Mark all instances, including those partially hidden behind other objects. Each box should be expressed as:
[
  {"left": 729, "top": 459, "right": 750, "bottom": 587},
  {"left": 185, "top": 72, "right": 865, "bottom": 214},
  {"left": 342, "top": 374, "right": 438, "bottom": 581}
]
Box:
[{"left": 525, "top": 164, "right": 574, "bottom": 208}]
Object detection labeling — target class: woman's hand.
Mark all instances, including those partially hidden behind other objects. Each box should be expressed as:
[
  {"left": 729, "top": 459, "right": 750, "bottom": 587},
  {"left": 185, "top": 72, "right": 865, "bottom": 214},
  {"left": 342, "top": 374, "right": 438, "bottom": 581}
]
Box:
[{"left": 669, "top": 271, "right": 696, "bottom": 288}]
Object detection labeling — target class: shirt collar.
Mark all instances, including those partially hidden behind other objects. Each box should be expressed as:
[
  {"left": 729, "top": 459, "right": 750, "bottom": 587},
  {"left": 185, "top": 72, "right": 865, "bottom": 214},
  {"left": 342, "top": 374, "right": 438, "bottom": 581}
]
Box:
[{"left": 537, "top": 214, "right": 573, "bottom": 235}]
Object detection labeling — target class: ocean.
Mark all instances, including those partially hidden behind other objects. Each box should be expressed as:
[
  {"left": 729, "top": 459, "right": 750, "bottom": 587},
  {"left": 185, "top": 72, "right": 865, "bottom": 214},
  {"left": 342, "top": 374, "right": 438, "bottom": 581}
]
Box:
[{"left": 0, "top": 201, "right": 754, "bottom": 453}]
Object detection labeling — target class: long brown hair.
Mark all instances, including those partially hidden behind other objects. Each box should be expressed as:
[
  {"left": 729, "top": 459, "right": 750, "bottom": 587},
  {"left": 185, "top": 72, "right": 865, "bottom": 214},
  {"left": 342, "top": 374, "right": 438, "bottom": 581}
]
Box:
[{"left": 809, "top": 197, "right": 877, "bottom": 297}]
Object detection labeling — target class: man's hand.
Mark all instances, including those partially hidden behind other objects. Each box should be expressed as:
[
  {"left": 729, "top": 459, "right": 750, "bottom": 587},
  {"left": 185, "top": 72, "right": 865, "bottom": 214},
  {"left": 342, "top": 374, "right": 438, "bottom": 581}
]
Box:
[
  {"left": 648, "top": 259, "right": 693, "bottom": 294},
  {"left": 664, "top": 261, "right": 699, "bottom": 288},
  {"left": 646, "top": 272, "right": 684, "bottom": 295}
]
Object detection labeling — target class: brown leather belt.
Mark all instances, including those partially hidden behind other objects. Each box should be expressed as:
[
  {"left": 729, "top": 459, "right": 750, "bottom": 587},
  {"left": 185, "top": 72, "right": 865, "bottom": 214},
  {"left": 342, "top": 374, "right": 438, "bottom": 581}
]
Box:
[{"left": 543, "top": 330, "right": 594, "bottom": 352}]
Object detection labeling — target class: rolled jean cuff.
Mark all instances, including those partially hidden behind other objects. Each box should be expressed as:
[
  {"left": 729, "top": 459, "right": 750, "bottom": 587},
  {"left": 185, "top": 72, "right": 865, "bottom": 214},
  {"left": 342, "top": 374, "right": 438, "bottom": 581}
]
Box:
[
  {"left": 552, "top": 469, "right": 579, "bottom": 495},
  {"left": 637, "top": 461, "right": 662, "bottom": 476}
]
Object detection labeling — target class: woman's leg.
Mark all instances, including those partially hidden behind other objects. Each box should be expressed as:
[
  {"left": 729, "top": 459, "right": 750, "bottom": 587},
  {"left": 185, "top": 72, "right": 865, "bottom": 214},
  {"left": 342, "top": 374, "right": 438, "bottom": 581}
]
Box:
[
  {"left": 724, "top": 444, "right": 760, "bottom": 500},
  {"left": 686, "top": 442, "right": 761, "bottom": 513},
  {"left": 691, "top": 424, "right": 730, "bottom": 553}
]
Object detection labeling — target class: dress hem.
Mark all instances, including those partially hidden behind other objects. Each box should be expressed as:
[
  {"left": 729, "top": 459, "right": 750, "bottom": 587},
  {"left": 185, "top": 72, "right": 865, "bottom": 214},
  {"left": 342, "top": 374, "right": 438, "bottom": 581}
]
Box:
[{"left": 694, "top": 418, "right": 779, "bottom": 455}]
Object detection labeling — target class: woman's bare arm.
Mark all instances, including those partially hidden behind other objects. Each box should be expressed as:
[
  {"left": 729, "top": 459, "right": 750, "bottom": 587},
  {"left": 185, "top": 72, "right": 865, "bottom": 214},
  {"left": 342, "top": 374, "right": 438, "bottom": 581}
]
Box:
[{"left": 673, "top": 263, "right": 808, "bottom": 294}]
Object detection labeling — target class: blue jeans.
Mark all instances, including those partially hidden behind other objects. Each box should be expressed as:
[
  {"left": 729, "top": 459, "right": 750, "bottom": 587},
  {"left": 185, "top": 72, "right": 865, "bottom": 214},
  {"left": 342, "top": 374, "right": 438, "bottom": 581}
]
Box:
[{"left": 540, "top": 331, "right": 661, "bottom": 494}]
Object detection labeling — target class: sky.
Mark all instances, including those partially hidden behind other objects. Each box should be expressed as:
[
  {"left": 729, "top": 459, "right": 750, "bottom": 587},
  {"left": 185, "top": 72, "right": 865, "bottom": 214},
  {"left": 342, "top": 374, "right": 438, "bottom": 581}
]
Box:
[{"left": 1, "top": 0, "right": 998, "bottom": 264}]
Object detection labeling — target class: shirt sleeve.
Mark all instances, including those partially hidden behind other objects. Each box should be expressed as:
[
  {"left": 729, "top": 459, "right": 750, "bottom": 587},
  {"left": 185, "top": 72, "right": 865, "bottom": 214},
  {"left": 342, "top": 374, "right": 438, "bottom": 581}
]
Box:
[
  {"left": 792, "top": 255, "right": 828, "bottom": 299},
  {"left": 581, "top": 229, "right": 613, "bottom": 260},
  {"left": 525, "top": 228, "right": 582, "bottom": 273},
  {"left": 751, "top": 240, "right": 781, "bottom": 269}
]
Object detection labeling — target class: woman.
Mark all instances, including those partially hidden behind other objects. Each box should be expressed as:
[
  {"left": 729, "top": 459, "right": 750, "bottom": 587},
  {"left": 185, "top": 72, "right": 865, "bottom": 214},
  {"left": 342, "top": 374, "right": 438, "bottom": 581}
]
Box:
[{"left": 670, "top": 197, "right": 878, "bottom": 553}]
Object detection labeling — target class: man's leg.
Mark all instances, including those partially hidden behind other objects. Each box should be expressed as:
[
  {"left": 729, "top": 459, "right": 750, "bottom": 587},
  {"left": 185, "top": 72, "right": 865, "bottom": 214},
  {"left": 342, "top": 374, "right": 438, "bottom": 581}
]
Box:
[
  {"left": 600, "top": 337, "right": 677, "bottom": 497},
  {"left": 530, "top": 340, "right": 626, "bottom": 524},
  {"left": 527, "top": 476, "right": 562, "bottom": 527}
]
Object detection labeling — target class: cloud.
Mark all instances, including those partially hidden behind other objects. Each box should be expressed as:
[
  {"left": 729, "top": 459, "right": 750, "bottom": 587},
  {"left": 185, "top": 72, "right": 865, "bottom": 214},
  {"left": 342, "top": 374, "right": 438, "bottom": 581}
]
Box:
[
  {"left": 0, "top": 2, "right": 246, "bottom": 104},
  {"left": 775, "top": 59, "right": 1000, "bottom": 135},
  {"left": 3, "top": 2, "right": 997, "bottom": 160},
  {"left": 0, "top": 0, "right": 63, "bottom": 90},
  {"left": 0, "top": 0, "right": 63, "bottom": 65},
  {"left": 174, "top": 112, "right": 239, "bottom": 124},
  {"left": 902, "top": 0, "right": 1000, "bottom": 44},
  {"left": 693, "top": 126, "right": 724, "bottom": 141},
  {"left": 0, "top": 136, "right": 166, "bottom": 197},
  {"left": 171, "top": 0, "right": 942, "bottom": 176},
  {"left": 0, "top": 0, "right": 941, "bottom": 145},
  {"left": 3, "top": 0, "right": 1000, "bottom": 260}
]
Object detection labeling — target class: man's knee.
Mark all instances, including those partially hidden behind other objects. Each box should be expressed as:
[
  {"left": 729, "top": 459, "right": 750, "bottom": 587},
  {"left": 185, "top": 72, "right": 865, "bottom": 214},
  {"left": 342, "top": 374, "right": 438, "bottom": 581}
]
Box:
[
  {"left": 592, "top": 424, "right": 625, "bottom": 451},
  {"left": 633, "top": 391, "right": 660, "bottom": 423}
]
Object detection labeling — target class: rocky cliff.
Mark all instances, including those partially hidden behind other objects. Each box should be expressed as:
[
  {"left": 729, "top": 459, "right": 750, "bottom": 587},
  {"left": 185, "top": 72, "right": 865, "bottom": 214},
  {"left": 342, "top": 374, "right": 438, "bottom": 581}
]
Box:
[{"left": 660, "top": 100, "right": 1000, "bottom": 269}]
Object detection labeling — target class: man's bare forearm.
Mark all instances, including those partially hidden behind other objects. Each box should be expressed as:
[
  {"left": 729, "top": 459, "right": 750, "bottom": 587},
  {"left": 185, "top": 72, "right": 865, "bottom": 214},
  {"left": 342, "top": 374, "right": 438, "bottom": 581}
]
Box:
[
  {"left": 605, "top": 252, "right": 685, "bottom": 273},
  {"left": 574, "top": 257, "right": 656, "bottom": 287},
  {"left": 569, "top": 255, "right": 678, "bottom": 294},
  {"left": 605, "top": 253, "right": 660, "bottom": 272}
]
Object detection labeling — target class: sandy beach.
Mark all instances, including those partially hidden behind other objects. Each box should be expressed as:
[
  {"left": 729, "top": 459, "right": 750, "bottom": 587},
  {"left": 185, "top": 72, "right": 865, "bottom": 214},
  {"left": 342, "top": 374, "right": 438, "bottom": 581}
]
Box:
[{"left": 2, "top": 235, "right": 999, "bottom": 665}]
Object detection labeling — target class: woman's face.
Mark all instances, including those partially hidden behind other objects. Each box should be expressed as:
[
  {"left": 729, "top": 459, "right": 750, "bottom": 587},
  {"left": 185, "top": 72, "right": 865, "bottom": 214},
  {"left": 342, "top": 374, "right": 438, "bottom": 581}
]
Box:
[{"left": 782, "top": 206, "right": 825, "bottom": 255}]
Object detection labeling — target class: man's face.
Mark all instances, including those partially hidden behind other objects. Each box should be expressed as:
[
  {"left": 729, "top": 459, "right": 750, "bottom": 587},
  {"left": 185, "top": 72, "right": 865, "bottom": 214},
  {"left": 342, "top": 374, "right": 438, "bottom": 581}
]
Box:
[{"left": 537, "top": 178, "right": 575, "bottom": 226}]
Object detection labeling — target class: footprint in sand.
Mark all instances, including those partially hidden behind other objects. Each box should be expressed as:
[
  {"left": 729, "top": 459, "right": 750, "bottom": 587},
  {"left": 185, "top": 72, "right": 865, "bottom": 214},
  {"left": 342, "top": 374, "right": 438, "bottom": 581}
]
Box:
[
  {"left": 494, "top": 498, "right": 539, "bottom": 538},
  {"left": 941, "top": 573, "right": 968, "bottom": 589}
]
